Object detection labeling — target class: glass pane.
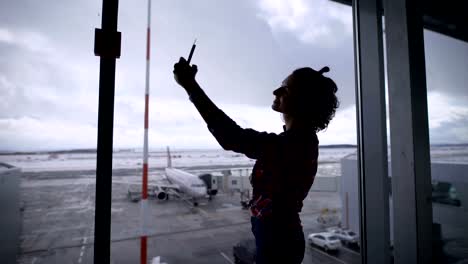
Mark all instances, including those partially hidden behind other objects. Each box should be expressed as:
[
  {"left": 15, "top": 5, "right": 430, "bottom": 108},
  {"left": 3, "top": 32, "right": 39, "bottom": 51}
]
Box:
[
  {"left": 0, "top": 1, "right": 101, "bottom": 263},
  {"left": 113, "top": 0, "right": 360, "bottom": 263},
  {"left": 424, "top": 30, "right": 468, "bottom": 263},
  {"left": 0, "top": 0, "right": 360, "bottom": 263}
]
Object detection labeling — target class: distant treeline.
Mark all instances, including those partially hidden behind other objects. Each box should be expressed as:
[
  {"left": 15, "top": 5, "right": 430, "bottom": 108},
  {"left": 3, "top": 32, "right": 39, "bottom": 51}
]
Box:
[
  {"left": 319, "top": 144, "right": 356, "bottom": 149},
  {"left": 0, "top": 148, "right": 97, "bottom": 155},
  {"left": 2, "top": 143, "right": 468, "bottom": 155}
]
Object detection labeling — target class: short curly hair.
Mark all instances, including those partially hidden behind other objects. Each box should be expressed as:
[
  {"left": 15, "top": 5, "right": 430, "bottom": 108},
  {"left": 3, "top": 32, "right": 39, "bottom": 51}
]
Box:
[{"left": 288, "top": 67, "right": 339, "bottom": 132}]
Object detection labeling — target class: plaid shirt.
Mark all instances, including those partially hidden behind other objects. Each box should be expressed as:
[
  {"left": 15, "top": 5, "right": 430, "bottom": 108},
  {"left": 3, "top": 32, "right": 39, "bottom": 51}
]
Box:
[{"left": 189, "top": 87, "right": 318, "bottom": 228}]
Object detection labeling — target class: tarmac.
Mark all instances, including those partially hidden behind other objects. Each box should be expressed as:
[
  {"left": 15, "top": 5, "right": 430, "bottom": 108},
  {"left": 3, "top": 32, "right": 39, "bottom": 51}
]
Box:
[{"left": 17, "top": 168, "right": 361, "bottom": 264}]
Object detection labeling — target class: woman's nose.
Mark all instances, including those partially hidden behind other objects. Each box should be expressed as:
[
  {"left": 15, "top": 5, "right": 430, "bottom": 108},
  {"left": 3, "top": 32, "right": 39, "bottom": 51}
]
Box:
[
  {"left": 273, "top": 86, "right": 284, "bottom": 96},
  {"left": 273, "top": 88, "right": 280, "bottom": 96}
]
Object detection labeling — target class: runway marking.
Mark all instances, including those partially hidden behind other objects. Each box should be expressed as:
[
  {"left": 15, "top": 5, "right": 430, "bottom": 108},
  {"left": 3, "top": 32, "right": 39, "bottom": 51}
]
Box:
[
  {"left": 309, "top": 246, "right": 347, "bottom": 264},
  {"left": 77, "top": 183, "right": 92, "bottom": 264},
  {"left": 340, "top": 245, "right": 361, "bottom": 256},
  {"left": 77, "top": 226, "right": 88, "bottom": 263},
  {"left": 220, "top": 251, "right": 234, "bottom": 264}
]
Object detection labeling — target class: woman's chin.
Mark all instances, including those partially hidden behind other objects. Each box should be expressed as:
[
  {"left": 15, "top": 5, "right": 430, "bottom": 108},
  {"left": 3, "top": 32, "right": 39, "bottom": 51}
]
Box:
[{"left": 272, "top": 104, "right": 280, "bottom": 112}]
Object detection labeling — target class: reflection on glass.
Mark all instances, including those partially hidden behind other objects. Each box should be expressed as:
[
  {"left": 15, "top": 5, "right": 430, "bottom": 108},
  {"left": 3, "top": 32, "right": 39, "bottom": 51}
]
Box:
[
  {"left": 425, "top": 29, "right": 468, "bottom": 263},
  {"left": 429, "top": 148, "right": 468, "bottom": 263},
  {"left": 432, "top": 181, "right": 461, "bottom": 207}
]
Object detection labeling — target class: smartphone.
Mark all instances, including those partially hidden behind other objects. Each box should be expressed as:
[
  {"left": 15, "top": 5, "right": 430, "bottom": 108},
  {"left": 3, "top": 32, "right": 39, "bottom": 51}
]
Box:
[{"left": 187, "top": 39, "right": 197, "bottom": 64}]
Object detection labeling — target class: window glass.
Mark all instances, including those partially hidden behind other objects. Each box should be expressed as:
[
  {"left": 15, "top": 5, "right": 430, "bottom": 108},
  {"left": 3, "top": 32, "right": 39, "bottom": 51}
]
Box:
[
  {"left": 0, "top": 1, "right": 101, "bottom": 263},
  {"left": 0, "top": 0, "right": 360, "bottom": 263},
  {"left": 424, "top": 30, "right": 468, "bottom": 263}
]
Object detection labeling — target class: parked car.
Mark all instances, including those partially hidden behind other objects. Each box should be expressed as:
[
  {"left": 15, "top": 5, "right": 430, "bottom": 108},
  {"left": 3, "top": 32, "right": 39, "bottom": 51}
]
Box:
[
  {"left": 328, "top": 228, "right": 359, "bottom": 245},
  {"left": 308, "top": 232, "right": 342, "bottom": 252}
]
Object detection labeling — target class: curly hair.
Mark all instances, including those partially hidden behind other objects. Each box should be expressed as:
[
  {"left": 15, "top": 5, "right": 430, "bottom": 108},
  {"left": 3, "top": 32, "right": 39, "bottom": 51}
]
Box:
[{"left": 288, "top": 67, "right": 339, "bottom": 132}]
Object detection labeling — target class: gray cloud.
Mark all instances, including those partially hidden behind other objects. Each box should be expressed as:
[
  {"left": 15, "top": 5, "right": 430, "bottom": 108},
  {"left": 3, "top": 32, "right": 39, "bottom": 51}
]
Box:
[
  {"left": 424, "top": 30, "right": 468, "bottom": 97},
  {"left": 0, "top": 0, "right": 467, "bottom": 151}
]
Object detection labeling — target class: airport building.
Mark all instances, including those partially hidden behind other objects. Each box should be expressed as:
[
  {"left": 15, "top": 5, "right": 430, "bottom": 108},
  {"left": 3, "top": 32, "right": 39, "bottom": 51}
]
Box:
[
  {"left": 0, "top": 163, "right": 21, "bottom": 264},
  {"left": 341, "top": 155, "right": 468, "bottom": 260},
  {"left": 213, "top": 168, "right": 341, "bottom": 194}
]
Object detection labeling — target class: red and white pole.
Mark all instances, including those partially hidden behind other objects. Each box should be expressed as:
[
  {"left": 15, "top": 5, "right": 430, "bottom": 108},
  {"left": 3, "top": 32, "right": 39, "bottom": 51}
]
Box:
[{"left": 141, "top": 0, "right": 151, "bottom": 263}]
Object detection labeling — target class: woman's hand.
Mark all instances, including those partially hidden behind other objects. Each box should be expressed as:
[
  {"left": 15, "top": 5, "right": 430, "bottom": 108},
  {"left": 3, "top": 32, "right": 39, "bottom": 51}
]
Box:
[{"left": 173, "top": 57, "right": 198, "bottom": 91}]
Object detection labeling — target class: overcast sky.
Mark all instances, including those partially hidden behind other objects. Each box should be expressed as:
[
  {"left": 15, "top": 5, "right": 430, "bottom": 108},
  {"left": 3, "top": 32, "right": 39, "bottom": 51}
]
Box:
[{"left": 0, "top": 0, "right": 467, "bottom": 151}]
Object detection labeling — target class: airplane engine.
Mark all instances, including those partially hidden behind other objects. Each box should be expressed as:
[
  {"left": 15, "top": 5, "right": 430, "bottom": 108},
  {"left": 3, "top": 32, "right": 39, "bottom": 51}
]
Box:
[{"left": 155, "top": 191, "right": 168, "bottom": 200}]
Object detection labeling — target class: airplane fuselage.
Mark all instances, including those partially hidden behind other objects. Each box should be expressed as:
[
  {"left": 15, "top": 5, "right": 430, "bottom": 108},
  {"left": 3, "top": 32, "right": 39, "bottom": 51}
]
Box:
[{"left": 165, "top": 168, "right": 207, "bottom": 199}]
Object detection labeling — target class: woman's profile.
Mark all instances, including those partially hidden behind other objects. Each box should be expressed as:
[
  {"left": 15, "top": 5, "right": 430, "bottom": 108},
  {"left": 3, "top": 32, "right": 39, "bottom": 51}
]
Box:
[{"left": 173, "top": 57, "right": 339, "bottom": 263}]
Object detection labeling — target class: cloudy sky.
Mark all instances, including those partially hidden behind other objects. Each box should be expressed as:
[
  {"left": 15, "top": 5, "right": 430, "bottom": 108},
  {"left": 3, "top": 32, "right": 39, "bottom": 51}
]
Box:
[{"left": 0, "top": 0, "right": 467, "bottom": 151}]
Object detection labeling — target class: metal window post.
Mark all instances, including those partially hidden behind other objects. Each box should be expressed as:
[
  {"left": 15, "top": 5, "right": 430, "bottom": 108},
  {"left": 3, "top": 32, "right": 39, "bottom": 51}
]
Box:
[
  {"left": 93, "top": 0, "right": 120, "bottom": 263},
  {"left": 353, "top": 0, "right": 391, "bottom": 263},
  {"left": 383, "top": 0, "right": 433, "bottom": 263}
]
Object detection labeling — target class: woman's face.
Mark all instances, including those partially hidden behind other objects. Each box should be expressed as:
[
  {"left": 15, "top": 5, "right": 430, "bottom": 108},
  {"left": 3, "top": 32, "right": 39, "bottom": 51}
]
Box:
[{"left": 272, "top": 74, "right": 293, "bottom": 113}]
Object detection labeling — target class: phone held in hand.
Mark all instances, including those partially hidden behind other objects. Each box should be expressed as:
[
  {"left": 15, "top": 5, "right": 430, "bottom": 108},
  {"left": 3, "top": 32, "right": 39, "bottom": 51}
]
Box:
[{"left": 187, "top": 39, "right": 197, "bottom": 64}]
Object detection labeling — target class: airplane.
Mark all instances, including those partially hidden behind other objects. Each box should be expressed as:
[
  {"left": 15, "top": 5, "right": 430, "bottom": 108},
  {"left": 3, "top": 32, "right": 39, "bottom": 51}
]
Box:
[{"left": 123, "top": 146, "right": 218, "bottom": 207}]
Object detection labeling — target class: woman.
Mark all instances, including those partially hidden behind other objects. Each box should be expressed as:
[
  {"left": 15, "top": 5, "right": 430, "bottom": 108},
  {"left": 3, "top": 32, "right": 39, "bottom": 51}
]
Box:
[{"left": 173, "top": 57, "right": 339, "bottom": 263}]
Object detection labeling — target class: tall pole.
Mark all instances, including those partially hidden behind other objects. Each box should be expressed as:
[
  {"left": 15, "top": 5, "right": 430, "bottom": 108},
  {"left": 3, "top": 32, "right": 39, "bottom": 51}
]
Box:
[
  {"left": 140, "top": 0, "right": 152, "bottom": 263},
  {"left": 93, "top": 0, "right": 120, "bottom": 263}
]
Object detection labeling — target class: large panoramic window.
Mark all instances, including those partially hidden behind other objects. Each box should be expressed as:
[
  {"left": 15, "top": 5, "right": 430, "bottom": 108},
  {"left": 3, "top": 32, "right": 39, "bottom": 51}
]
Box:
[
  {"left": 0, "top": 1, "right": 102, "bottom": 264},
  {"left": 424, "top": 30, "right": 468, "bottom": 263},
  {"left": 0, "top": 0, "right": 361, "bottom": 263}
]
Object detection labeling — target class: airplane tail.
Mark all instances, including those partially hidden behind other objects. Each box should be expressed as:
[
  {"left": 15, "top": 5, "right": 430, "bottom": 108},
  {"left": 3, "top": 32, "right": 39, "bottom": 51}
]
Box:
[{"left": 166, "top": 146, "right": 172, "bottom": 168}]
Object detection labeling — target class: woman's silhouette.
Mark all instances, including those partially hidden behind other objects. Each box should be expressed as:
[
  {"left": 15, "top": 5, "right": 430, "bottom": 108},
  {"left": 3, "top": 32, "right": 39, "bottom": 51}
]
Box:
[{"left": 173, "top": 57, "right": 339, "bottom": 263}]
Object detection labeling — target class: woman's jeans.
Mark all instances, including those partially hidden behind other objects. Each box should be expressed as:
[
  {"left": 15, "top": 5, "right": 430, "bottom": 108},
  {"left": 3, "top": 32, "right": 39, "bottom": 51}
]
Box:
[{"left": 251, "top": 216, "right": 305, "bottom": 264}]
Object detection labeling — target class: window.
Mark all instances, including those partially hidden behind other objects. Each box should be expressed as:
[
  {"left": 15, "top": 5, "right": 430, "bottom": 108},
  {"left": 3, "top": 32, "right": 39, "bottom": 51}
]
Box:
[
  {"left": 424, "top": 30, "right": 468, "bottom": 263},
  {"left": 1, "top": 1, "right": 360, "bottom": 263}
]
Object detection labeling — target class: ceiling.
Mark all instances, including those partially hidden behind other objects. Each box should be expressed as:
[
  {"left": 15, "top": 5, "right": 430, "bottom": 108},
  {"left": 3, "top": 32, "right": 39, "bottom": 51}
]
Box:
[{"left": 331, "top": 0, "right": 468, "bottom": 42}]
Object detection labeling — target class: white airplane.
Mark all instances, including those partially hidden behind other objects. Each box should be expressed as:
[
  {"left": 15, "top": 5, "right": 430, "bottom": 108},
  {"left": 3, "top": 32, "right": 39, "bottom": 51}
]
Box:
[{"left": 124, "top": 147, "right": 218, "bottom": 207}]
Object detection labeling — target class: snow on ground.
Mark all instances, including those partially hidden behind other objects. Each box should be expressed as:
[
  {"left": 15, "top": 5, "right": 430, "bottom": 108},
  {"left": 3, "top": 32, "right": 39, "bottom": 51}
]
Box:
[
  {"left": 0, "top": 149, "right": 252, "bottom": 172},
  {"left": 2, "top": 146, "right": 467, "bottom": 175},
  {"left": 0, "top": 148, "right": 358, "bottom": 173}
]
